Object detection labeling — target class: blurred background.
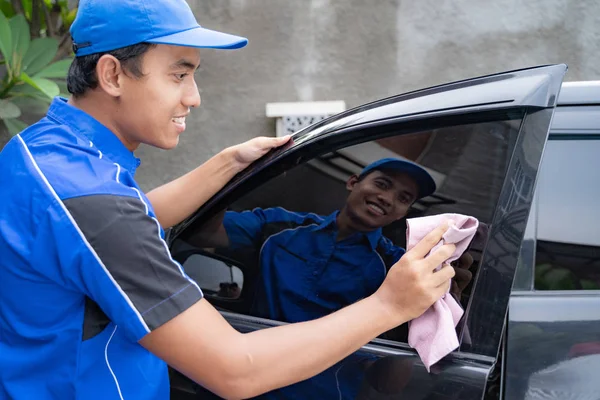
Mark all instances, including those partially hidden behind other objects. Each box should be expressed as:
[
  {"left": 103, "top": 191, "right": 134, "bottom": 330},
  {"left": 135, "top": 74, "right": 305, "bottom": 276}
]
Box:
[
  {"left": 135, "top": 0, "right": 600, "bottom": 191},
  {"left": 1, "top": 0, "right": 599, "bottom": 191}
]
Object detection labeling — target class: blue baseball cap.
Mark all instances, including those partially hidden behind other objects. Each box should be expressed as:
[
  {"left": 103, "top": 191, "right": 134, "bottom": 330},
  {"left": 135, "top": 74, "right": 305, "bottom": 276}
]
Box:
[
  {"left": 70, "top": 0, "right": 248, "bottom": 57},
  {"left": 359, "top": 158, "right": 437, "bottom": 199}
]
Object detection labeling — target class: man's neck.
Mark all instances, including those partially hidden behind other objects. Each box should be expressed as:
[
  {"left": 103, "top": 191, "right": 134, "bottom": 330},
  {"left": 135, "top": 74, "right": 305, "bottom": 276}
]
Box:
[
  {"left": 68, "top": 94, "right": 139, "bottom": 151},
  {"left": 336, "top": 208, "right": 369, "bottom": 242}
]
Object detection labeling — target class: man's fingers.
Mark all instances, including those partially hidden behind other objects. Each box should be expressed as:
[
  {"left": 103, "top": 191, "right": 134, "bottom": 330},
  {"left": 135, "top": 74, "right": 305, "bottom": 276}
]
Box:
[
  {"left": 409, "top": 221, "right": 453, "bottom": 259},
  {"left": 253, "top": 137, "right": 276, "bottom": 151},
  {"left": 248, "top": 135, "right": 291, "bottom": 152},
  {"left": 431, "top": 264, "right": 456, "bottom": 287},
  {"left": 260, "top": 135, "right": 292, "bottom": 149},
  {"left": 425, "top": 243, "right": 456, "bottom": 268},
  {"left": 427, "top": 278, "right": 452, "bottom": 304},
  {"left": 454, "top": 268, "right": 473, "bottom": 285},
  {"left": 276, "top": 135, "right": 292, "bottom": 145},
  {"left": 456, "top": 252, "right": 474, "bottom": 270},
  {"left": 450, "top": 280, "right": 460, "bottom": 296},
  {"left": 437, "top": 280, "right": 452, "bottom": 297}
]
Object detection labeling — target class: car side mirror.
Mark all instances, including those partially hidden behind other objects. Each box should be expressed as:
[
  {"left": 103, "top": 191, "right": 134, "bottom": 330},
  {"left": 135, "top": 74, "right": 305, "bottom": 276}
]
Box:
[{"left": 182, "top": 252, "right": 244, "bottom": 300}]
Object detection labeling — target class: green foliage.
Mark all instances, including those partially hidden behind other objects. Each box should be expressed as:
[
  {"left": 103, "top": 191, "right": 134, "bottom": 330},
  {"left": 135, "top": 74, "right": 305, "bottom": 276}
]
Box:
[
  {"left": 0, "top": 1, "right": 13, "bottom": 18},
  {"left": 535, "top": 263, "right": 600, "bottom": 291},
  {"left": 0, "top": 0, "right": 77, "bottom": 38},
  {"left": 0, "top": 2, "right": 75, "bottom": 136}
]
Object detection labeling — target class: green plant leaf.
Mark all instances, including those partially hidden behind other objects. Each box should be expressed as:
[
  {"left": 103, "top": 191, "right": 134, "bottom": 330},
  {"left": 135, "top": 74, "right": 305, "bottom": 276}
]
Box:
[
  {"left": 20, "top": 72, "right": 59, "bottom": 99},
  {"left": 544, "top": 268, "right": 576, "bottom": 290},
  {"left": 3, "top": 117, "right": 28, "bottom": 135},
  {"left": 9, "top": 94, "right": 50, "bottom": 114},
  {"left": 35, "top": 58, "right": 71, "bottom": 78},
  {"left": 581, "top": 279, "right": 600, "bottom": 290},
  {"left": 0, "top": 9, "right": 12, "bottom": 67},
  {"left": 9, "top": 81, "right": 50, "bottom": 98},
  {"left": 0, "top": 1, "right": 15, "bottom": 19},
  {"left": 9, "top": 14, "right": 30, "bottom": 76},
  {"left": 23, "top": 38, "right": 58, "bottom": 76},
  {"left": 0, "top": 99, "right": 21, "bottom": 119},
  {"left": 64, "top": 7, "right": 77, "bottom": 27},
  {"left": 55, "top": 80, "right": 68, "bottom": 97},
  {"left": 21, "top": 0, "right": 32, "bottom": 20}
]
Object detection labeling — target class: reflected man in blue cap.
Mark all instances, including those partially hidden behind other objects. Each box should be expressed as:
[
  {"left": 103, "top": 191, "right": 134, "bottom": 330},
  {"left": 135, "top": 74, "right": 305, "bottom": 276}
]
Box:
[
  {"left": 210, "top": 158, "right": 474, "bottom": 399},
  {"left": 199, "top": 158, "right": 450, "bottom": 399},
  {"left": 218, "top": 158, "right": 438, "bottom": 323}
]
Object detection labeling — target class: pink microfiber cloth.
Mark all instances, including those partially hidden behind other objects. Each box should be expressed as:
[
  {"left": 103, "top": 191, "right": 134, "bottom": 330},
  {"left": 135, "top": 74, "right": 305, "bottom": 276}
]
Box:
[{"left": 406, "top": 213, "right": 479, "bottom": 371}]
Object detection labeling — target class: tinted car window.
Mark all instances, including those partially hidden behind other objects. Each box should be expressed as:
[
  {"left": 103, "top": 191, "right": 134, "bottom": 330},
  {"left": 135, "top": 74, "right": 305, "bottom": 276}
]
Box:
[
  {"left": 173, "top": 118, "right": 522, "bottom": 343},
  {"left": 534, "top": 139, "right": 600, "bottom": 290}
]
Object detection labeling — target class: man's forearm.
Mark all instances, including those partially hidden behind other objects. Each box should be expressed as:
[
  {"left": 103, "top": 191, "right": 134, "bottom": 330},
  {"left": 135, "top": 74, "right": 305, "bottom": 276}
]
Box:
[
  {"left": 146, "top": 149, "right": 239, "bottom": 228},
  {"left": 225, "top": 294, "right": 404, "bottom": 398},
  {"left": 142, "top": 224, "right": 455, "bottom": 399}
]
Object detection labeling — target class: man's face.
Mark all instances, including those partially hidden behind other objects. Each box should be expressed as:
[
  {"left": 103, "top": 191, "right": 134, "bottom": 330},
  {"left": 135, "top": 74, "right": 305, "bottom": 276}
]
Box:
[
  {"left": 344, "top": 169, "right": 419, "bottom": 230},
  {"left": 116, "top": 44, "right": 201, "bottom": 149}
]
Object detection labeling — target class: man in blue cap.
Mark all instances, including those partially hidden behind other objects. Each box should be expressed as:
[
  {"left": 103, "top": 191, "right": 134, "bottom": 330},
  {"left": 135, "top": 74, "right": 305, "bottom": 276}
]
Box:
[{"left": 0, "top": 1, "right": 457, "bottom": 399}]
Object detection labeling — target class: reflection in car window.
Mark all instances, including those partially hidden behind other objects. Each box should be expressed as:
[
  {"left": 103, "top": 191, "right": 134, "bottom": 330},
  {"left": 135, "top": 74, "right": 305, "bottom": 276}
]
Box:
[
  {"left": 535, "top": 241, "right": 600, "bottom": 290},
  {"left": 175, "top": 119, "right": 523, "bottom": 340},
  {"left": 534, "top": 139, "right": 600, "bottom": 290},
  {"left": 184, "top": 254, "right": 244, "bottom": 298}
]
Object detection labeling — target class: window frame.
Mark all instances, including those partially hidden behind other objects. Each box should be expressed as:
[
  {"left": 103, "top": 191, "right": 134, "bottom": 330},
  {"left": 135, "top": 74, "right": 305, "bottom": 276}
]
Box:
[
  {"left": 173, "top": 106, "right": 553, "bottom": 356},
  {"left": 515, "top": 127, "right": 600, "bottom": 294},
  {"left": 170, "top": 65, "right": 566, "bottom": 363}
]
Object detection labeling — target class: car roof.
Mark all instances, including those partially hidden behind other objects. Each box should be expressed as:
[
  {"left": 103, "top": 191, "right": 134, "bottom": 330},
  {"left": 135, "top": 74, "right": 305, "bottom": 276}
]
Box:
[{"left": 558, "top": 81, "right": 600, "bottom": 105}]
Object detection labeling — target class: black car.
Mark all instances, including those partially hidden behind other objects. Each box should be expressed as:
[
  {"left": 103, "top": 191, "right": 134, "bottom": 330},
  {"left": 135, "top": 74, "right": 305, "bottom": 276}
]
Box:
[{"left": 166, "top": 64, "right": 600, "bottom": 399}]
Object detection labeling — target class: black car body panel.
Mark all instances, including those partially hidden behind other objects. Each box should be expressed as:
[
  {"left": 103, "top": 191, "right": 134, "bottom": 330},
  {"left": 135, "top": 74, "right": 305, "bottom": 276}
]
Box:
[
  {"left": 505, "top": 89, "right": 600, "bottom": 400},
  {"left": 506, "top": 293, "right": 600, "bottom": 399},
  {"left": 229, "top": 316, "right": 496, "bottom": 400},
  {"left": 168, "top": 65, "right": 570, "bottom": 399}
]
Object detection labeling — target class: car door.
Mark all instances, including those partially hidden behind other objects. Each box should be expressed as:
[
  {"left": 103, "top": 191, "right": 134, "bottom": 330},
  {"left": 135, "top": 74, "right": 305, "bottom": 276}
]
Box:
[{"left": 167, "top": 64, "right": 566, "bottom": 400}]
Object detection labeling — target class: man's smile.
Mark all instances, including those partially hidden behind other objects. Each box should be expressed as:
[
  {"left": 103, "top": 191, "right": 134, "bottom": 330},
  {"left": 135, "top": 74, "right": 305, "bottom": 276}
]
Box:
[
  {"left": 366, "top": 201, "right": 387, "bottom": 216},
  {"left": 172, "top": 115, "right": 187, "bottom": 132}
]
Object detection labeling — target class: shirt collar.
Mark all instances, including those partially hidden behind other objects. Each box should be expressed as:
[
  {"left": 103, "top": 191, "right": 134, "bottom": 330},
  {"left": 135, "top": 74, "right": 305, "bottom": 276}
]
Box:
[
  {"left": 317, "top": 211, "right": 383, "bottom": 250},
  {"left": 46, "top": 97, "right": 141, "bottom": 175}
]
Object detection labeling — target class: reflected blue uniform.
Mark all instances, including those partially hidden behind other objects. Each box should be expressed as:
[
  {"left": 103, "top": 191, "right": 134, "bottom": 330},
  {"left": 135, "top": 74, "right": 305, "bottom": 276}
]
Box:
[{"left": 223, "top": 207, "right": 405, "bottom": 399}]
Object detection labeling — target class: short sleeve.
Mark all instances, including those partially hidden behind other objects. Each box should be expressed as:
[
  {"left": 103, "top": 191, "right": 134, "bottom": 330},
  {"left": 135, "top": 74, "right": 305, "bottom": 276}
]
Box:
[
  {"left": 50, "top": 194, "right": 203, "bottom": 341},
  {"left": 223, "top": 209, "right": 268, "bottom": 251}
]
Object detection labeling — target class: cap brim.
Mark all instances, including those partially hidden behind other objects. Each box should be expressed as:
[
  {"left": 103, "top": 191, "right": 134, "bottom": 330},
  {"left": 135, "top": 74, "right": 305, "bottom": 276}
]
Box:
[
  {"left": 389, "top": 163, "right": 437, "bottom": 199},
  {"left": 402, "top": 165, "right": 437, "bottom": 198},
  {"left": 362, "top": 160, "right": 437, "bottom": 199},
  {"left": 146, "top": 26, "right": 248, "bottom": 49}
]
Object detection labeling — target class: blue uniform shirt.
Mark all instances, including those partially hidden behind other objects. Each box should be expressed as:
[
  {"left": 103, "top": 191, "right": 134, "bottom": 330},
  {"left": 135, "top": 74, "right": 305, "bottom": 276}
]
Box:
[
  {"left": 223, "top": 208, "right": 405, "bottom": 399},
  {"left": 0, "top": 98, "right": 203, "bottom": 399},
  {"left": 224, "top": 207, "right": 405, "bottom": 322}
]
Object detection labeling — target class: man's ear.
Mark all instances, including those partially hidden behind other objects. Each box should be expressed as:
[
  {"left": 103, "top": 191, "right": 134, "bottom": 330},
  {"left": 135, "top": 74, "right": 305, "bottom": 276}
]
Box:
[
  {"left": 346, "top": 175, "right": 360, "bottom": 191},
  {"left": 96, "top": 55, "right": 125, "bottom": 98}
]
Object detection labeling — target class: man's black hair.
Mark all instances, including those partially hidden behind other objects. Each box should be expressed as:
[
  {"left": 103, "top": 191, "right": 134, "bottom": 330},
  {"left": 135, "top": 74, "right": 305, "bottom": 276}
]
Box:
[{"left": 67, "top": 43, "right": 157, "bottom": 97}]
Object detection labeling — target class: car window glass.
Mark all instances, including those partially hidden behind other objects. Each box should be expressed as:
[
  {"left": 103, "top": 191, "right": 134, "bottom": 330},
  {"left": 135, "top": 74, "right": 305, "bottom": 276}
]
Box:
[
  {"left": 173, "top": 118, "right": 523, "bottom": 342},
  {"left": 534, "top": 139, "right": 600, "bottom": 290},
  {"left": 184, "top": 254, "right": 244, "bottom": 299}
]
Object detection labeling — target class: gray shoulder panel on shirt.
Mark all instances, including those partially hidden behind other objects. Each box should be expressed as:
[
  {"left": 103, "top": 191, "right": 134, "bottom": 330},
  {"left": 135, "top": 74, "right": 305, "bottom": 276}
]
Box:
[{"left": 64, "top": 194, "right": 202, "bottom": 332}]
